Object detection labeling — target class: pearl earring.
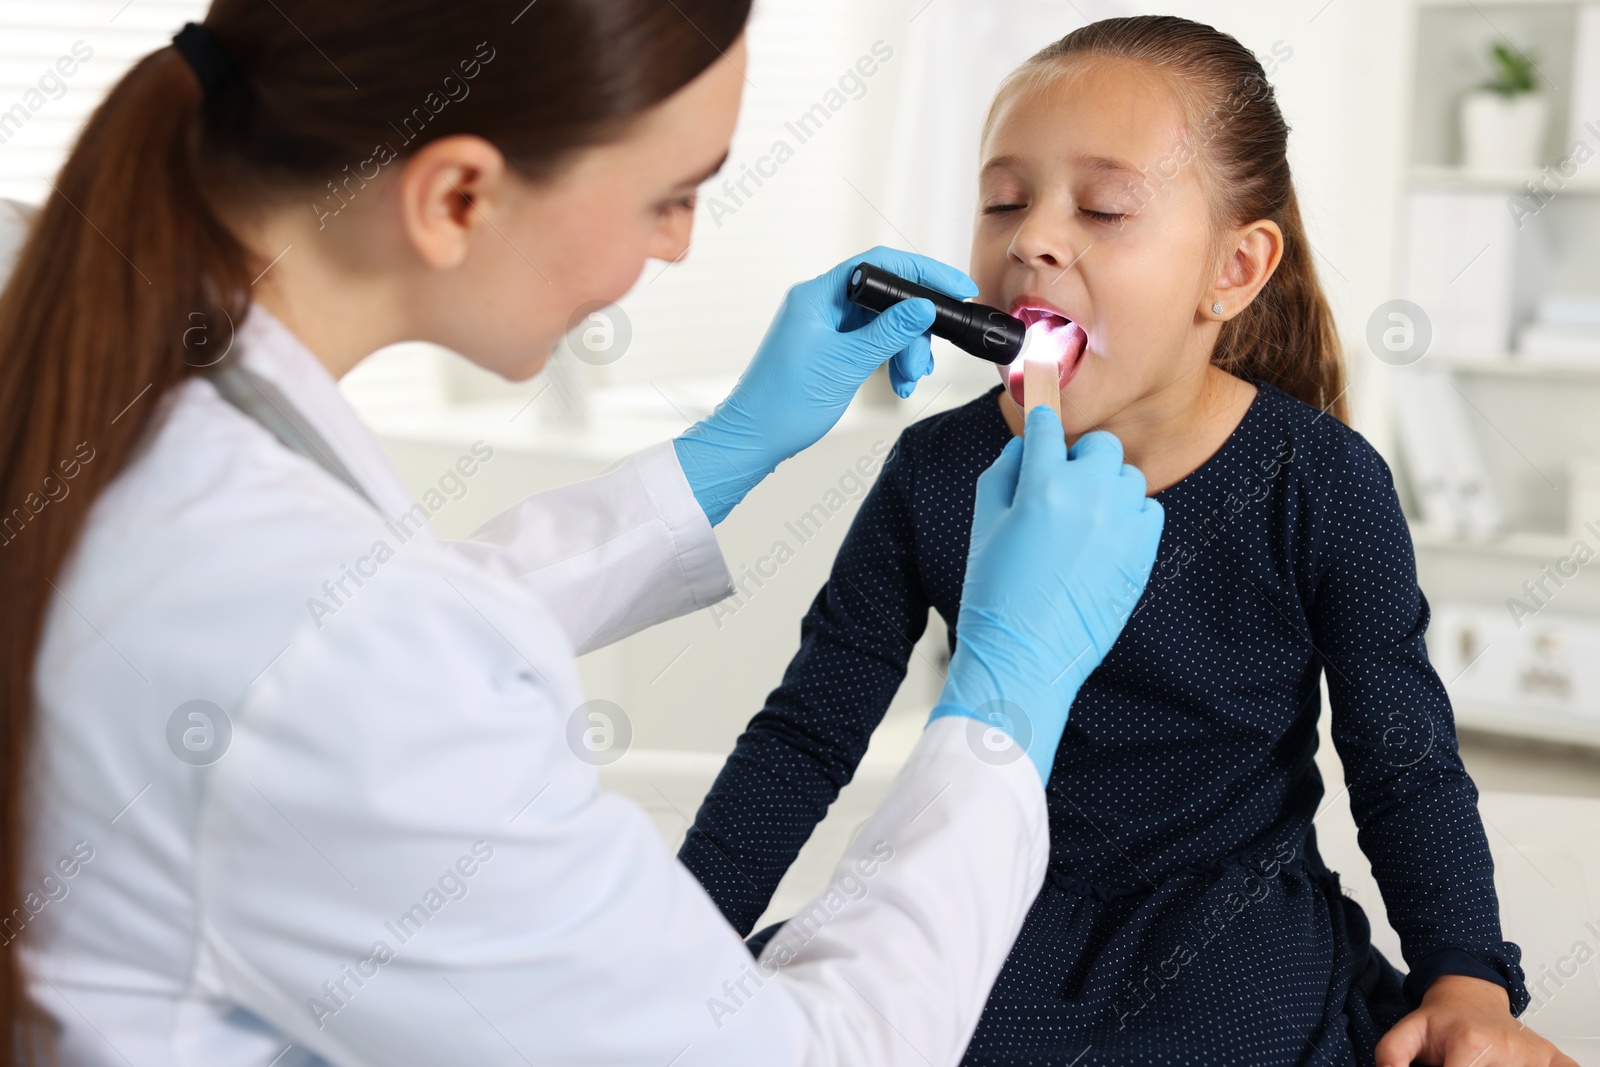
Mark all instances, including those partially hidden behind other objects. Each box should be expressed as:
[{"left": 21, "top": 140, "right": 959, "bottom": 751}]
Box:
[{"left": 1212, "top": 301, "right": 1224, "bottom": 315}]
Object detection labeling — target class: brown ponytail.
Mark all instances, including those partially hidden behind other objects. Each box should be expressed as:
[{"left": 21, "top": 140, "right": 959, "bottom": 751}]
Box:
[
  {"left": 0, "top": 1, "right": 751, "bottom": 1059},
  {"left": 0, "top": 43, "right": 248, "bottom": 1063},
  {"left": 991, "top": 15, "right": 1348, "bottom": 422}
]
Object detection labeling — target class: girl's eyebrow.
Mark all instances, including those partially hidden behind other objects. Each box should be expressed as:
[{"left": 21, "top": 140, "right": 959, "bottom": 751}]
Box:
[
  {"left": 981, "top": 153, "right": 1142, "bottom": 179},
  {"left": 980, "top": 154, "right": 1027, "bottom": 176},
  {"left": 1079, "top": 155, "right": 1142, "bottom": 178}
]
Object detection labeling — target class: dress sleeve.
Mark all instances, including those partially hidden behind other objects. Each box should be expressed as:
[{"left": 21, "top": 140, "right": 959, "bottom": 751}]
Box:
[
  {"left": 679, "top": 432, "right": 933, "bottom": 935},
  {"left": 1308, "top": 433, "right": 1530, "bottom": 1012}
]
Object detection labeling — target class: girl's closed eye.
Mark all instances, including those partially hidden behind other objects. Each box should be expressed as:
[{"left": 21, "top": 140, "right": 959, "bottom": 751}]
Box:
[
  {"left": 1080, "top": 207, "right": 1127, "bottom": 225},
  {"left": 978, "top": 200, "right": 1128, "bottom": 223}
]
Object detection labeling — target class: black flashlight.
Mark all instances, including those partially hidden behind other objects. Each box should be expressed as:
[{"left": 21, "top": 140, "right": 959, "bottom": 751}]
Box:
[{"left": 845, "top": 262, "right": 1025, "bottom": 365}]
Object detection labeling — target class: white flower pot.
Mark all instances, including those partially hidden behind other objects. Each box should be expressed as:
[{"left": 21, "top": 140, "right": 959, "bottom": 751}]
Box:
[{"left": 1460, "top": 90, "right": 1549, "bottom": 176}]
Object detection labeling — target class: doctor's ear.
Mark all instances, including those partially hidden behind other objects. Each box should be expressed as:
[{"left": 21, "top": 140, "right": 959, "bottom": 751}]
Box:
[
  {"left": 395, "top": 135, "right": 509, "bottom": 270},
  {"left": 1205, "top": 219, "right": 1284, "bottom": 321}
]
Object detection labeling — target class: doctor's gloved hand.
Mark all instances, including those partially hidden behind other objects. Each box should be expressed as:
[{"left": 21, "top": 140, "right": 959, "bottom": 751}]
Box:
[
  {"left": 673, "top": 247, "right": 976, "bottom": 524},
  {"left": 930, "top": 406, "right": 1164, "bottom": 784}
]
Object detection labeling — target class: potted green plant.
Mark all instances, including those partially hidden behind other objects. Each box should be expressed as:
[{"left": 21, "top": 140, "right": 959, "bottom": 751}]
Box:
[{"left": 1461, "top": 42, "right": 1549, "bottom": 176}]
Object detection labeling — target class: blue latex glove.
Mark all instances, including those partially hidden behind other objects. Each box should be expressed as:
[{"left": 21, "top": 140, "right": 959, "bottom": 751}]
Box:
[
  {"left": 930, "top": 406, "right": 1165, "bottom": 783},
  {"left": 674, "top": 246, "right": 977, "bottom": 524}
]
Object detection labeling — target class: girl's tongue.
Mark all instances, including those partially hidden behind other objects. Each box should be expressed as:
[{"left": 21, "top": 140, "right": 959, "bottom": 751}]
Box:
[{"left": 1005, "top": 310, "right": 1088, "bottom": 408}]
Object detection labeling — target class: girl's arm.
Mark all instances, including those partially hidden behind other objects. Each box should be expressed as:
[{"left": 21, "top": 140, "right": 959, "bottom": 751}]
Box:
[
  {"left": 1311, "top": 433, "right": 1524, "bottom": 1004},
  {"left": 680, "top": 430, "right": 933, "bottom": 935},
  {"left": 1313, "top": 435, "right": 1574, "bottom": 1064}
]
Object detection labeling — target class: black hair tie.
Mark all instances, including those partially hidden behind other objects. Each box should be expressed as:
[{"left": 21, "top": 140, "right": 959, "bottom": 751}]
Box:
[{"left": 172, "top": 22, "right": 242, "bottom": 98}]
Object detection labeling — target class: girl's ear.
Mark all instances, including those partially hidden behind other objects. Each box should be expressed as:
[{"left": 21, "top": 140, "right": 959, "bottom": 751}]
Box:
[
  {"left": 396, "top": 135, "right": 509, "bottom": 270},
  {"left": 1206, "top": 219, "right": 1284, "bottom": 320}
]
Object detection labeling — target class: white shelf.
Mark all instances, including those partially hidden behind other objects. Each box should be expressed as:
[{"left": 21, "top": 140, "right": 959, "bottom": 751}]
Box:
[
  {"left": 1409, "top": 523, "right": 1574, "bottom": 558},
  {"left": 1420, "top": 0, "right": 1593, "bottom": 10},
  {"left": 1428, "top": 354, "right": 1600, "bottom": 382},
  {"left": 1453, "top": 699, "right": 1600, "bottom": 748},
  {"left": 1417, "top": 0, "right": 1588, "bottom": 9},
  {"left": 1412, "top": 526, "right": 1600, "bottom": 750},
  {"left": 1401, "top": 0, "right": 1600, "bottom": 758},
  {"left": 1408, "top": 165, "right": 1600, "bottom": 195}
]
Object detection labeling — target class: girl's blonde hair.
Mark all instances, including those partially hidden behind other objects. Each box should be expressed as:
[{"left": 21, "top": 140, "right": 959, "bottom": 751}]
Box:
[{"left": 987, "top": 15, "right": 1347, "bottom": 421}]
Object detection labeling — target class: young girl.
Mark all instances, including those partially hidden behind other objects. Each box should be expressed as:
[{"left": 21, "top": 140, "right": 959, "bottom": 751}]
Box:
[{"left": 681, "top": 17, "right": 1571, "bottom": 1067}]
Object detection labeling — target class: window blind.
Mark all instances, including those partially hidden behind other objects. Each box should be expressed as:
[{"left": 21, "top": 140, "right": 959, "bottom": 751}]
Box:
[{"left": 0, "top": 0, "right": 209, "bottom": 202}]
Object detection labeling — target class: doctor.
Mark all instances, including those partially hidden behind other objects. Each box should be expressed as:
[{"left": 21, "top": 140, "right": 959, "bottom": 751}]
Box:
[{"left": 0, "top": 3, "right": 1162, "bottom": 1065}]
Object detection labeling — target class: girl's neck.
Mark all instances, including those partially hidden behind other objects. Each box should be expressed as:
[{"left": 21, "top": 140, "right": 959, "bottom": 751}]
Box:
[{"left": 998, "top": 364, "right": 1257, "bottom": 495}]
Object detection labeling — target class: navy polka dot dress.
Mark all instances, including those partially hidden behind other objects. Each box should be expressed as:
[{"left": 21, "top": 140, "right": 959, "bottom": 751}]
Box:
[{"left": 680, "top": 383, "right": 1530, "bottom": 1065}]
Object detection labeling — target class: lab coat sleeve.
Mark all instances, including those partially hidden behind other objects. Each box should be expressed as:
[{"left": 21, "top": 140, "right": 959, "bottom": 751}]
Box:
[
  {"left": 444, "top": 440, "right": 734, "bottom": 654},
  {"left": 196, "top": 553, "right": 1047, "bottom": 1067},
  {"left": 755, "top": 714, "right": 1051, "bottom": 1067}
]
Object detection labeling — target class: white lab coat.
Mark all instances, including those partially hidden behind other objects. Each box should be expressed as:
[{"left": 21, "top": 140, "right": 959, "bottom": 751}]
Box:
[{"left": 22, "top": 305, "right": 1050, "bottom": 1066}]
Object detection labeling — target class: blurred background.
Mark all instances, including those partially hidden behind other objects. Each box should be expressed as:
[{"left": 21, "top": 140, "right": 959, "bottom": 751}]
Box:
[{"left": 4, "top": 0, "right": 1599, "bottom": 1050}]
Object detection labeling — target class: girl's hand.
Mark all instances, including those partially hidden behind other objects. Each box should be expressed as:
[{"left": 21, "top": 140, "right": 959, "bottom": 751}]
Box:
[{"left": 1375, "top": 975, "right": 1578, "bottom": 1067}]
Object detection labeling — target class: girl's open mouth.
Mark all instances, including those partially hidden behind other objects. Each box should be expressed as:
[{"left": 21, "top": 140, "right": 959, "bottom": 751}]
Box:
[{"left": 1004, "top": 306, "right": 1088, "bottom": 409}]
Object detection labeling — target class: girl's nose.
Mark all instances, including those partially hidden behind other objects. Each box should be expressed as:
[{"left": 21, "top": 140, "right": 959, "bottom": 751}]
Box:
[{"left": 1007, "top": 208, "right": 1081, "bottom": 272}]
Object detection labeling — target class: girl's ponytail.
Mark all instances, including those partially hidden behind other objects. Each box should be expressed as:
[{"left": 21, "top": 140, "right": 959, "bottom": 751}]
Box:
[
  {"left": 1217, "top": 189, "right": 1346, "bottom": 422},
  {"left": 994, "top": 15, "right": 1349, "bottom": 422}
]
